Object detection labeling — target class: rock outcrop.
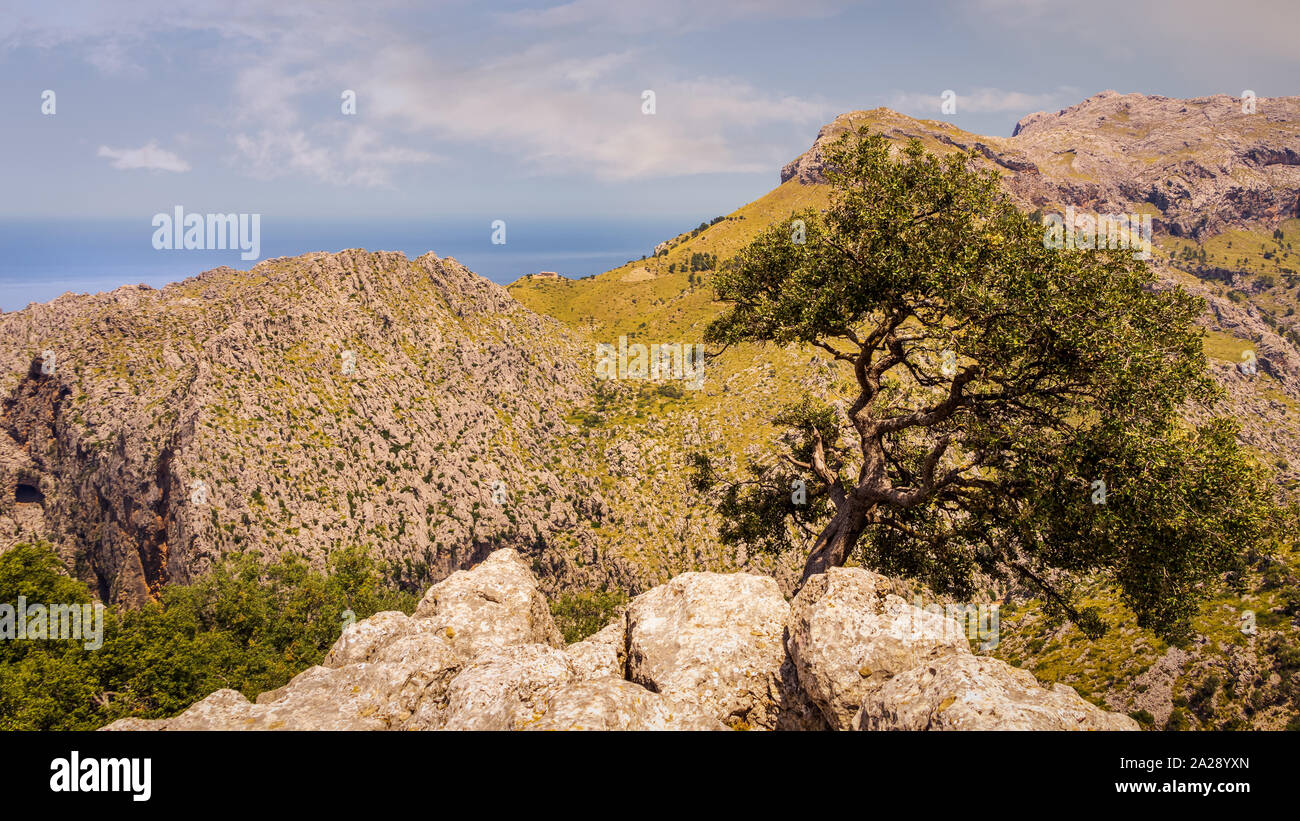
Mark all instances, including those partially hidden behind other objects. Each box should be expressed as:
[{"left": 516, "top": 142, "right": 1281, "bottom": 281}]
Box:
[
  {"left": 855, "top": 654, "right": 1139, "bottom": 731},
  {"left": 104, "top": 549, "right": 1137, "bottom": 731},
  {"left": 104, "top": 549, "right": 725, "bottom": 731},
  {"left": 787, "top": 567, "right": 971, "bottom": 730},
  {"left": 624, "top": 571, "right": 823, "bottom": 730},
  {"left": 781, "top": 92, "right": 1300, "bottom": 240}
]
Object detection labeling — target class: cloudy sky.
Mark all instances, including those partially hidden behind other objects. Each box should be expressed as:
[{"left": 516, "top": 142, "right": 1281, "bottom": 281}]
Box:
[{"left": 2, "top": 0, "right": 1298, "bottom": 222}]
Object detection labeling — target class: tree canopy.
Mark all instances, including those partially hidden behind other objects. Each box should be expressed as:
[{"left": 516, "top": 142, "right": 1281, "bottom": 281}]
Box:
[{"left": 695, "top": 128, "right": 1287, "bottom": 640}]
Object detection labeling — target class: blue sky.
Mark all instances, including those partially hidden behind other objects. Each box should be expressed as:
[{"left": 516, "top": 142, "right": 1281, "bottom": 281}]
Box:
[{"left": 2, "top": 0, "right": 1298, "bottom": 224}]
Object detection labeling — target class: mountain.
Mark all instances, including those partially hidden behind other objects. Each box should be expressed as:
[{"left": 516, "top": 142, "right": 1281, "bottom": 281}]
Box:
[
  {"left": 784, "top": 91, "right": 1300, "bottom": 239},
  {"left": 0, "top": 251, "right": 637, "bottom": 603},
  {"left": 511, "top": 93, "right": 1300, "bottom": 489}
]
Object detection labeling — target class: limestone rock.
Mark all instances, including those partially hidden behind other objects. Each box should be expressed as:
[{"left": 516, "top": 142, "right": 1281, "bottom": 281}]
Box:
[
  {"left": 442, "top": 644, "right": 576, "bottom": 730},
  {"left": 414, "top": 548, "right": 565, "bottom": 659},
  {"left": 565, "top": 618, "right": 626, "bottom": 680},
  {"left": 854, "top": 653, "right": 1140, "bottom": 731},
  {"left": 102, "top": 689, "right": 255, "bottom": 731},
  {"left": 101, "top": 550, "right": 1142, "bottom": 732},
  {"left": 625, "top": 571, "right": 792, "bottom": 729},
  {"left": 527, "top": 678, "right": 726, "bottom": 731},
  {"left": 323, "top": 610, "right": 420, "bottom": 667},
  {"left": 788, "top": 567, "right": 970, "bottom": 730}
]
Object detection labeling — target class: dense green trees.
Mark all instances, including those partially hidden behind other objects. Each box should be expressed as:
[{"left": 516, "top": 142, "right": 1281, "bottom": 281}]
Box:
[
  {"left": 695, "top": 127, "right": 1289, "bottom": 640},
  {"left": 0, "top": 542, "right": 416, "bottom": 730}
]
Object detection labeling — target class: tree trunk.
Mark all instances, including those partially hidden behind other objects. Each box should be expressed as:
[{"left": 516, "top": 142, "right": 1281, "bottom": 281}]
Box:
[{"left": 797, "top": 500, "right": 870, "bottom": 589}]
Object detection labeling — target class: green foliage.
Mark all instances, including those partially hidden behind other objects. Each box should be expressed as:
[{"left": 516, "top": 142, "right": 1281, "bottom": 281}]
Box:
[
  {"left": 701, "top": 127, "right": 1289, "bottom": 641},
  {"left": 691, "top": 397, "right": 843, "bottom": 555},
  {"left": 1166, "top": 707, "right": 1191, "bottom": 731},
  {"left": 687, "top": 252, "right": 718, "bottom": 272},
  {"left": 549, "top": 589, "right": 628, "bottom": 643},
  {"left": 0, "top": 541, "right": 416, "bottom": 730}
]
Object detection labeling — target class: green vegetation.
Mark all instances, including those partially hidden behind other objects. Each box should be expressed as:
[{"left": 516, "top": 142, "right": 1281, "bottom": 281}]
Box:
[
  {"left": 549, "top": 588, "right": 629, "bottom": 644},
  {"left": 0, "top": 541, "right": 417, "bottom": 730},
  {"left": 509, "top": 178, "right": 831, "bottom": 341}
]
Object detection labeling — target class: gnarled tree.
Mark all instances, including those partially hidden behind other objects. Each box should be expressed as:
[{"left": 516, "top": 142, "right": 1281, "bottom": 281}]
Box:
[{"left": 695, "top": 129, "right": 1286, "bottom": 640}]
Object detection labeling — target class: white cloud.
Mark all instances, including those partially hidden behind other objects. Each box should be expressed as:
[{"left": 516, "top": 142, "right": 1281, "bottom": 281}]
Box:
[
  {"left": 16, "top": 1, "right": 835, "bottom": 183},
  {"left": 96, "top": 141, "right": 191, "bottom": 172},
  {"left": 231, "top": 126, "right": 439, "bottom": 187},
  {"left": 345, "top": 43, "right": 831, "bottom": 180}
]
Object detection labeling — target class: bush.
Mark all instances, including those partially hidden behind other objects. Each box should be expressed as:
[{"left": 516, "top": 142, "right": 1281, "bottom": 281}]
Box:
[
  {"left": 549, "top": 589, "right": 628, "bottom": 643},
  {"left": 0, "top": 541, "right": 416, "bottom": 730},
  {"left": 1165, "top": 708, "right": 1191, "bottom": 731},
  {"left": 1129, "top": 709, "right": 1155, "bottom": 727}
]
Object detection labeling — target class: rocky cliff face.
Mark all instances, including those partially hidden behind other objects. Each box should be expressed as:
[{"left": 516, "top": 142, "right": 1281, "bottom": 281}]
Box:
[
  {"left": 103, "top": 549, "right": 1136, "bottom": 731},
  {"left": 782, "top": 91, "right": 1300, "bottom": 239},
  {"left": 0, "top": 251, "right": 639, "bottom": 603}
]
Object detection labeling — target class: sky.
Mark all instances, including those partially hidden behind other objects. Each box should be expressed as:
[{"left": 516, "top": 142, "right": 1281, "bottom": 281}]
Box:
[{"left": 1, "top": 0, "right": 1298, "bottom": 230}]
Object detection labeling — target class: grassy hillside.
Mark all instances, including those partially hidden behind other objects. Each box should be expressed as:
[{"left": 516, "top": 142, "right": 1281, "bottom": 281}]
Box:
[{"left": 511, "top": 179, "right": 831, "bottom": 340}]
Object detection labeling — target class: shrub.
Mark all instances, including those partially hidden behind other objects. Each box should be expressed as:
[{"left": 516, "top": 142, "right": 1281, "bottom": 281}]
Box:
[
  {"left": 0, "top": 541, "right": 416, "bottom": 730},
  {"left": 549, "top": 589, "right": 629, "bottom": 643}
]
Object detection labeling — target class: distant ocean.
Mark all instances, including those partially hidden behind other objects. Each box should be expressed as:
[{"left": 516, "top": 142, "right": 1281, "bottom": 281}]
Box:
[{"left": 0, "top": 217, "right": 686, "bottom": 312}]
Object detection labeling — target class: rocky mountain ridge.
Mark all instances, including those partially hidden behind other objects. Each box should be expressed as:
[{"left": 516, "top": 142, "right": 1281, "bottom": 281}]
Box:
[
  {"left": 0, "top": 250, "right": 639, "bottom": 603},
  {"left": 783, "top": 91, "right": 1300, "bottom": 239}
]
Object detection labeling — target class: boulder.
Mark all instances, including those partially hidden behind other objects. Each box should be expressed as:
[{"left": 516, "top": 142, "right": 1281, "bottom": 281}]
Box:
[
  {"left": 625, "top": 571, "right": 794, "bottom": 729},
  {"left": 442, "top": 644, "right": 577, "bottom": 730},
  {"left": 854, "top": 653, "right": 1140, "bottom": 731},
  {"left": 102, "top": 689, "right": 255, "bottom": 731},
  {"left": 565, "top": 618, "right": 626, "bottom": 680},
  {"left": 526, "top": 678, "right": 726, "bottom": 731},
  {"left": 414, "top": 548, "right": 564, "bottom": 659},
  {"left": 787, "top": 567, "right": 971, "bottom": 730},
  {"left": 323, "top": 610, "right": 422, "bottom": 667}
]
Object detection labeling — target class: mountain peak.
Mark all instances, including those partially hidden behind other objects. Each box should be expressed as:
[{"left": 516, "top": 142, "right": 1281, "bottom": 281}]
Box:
[{"left": 783, "top": 91, "right": 1300, "bottom": 238}]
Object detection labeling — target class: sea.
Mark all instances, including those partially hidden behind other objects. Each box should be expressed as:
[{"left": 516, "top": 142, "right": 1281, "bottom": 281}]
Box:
[{"left": 0, "top": 217, "right": 686, "bottom": 312}]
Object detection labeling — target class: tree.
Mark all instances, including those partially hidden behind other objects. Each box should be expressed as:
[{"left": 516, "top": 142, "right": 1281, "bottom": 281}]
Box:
[{"left": 695, "top": 128, "right": 1286, "bottom": 640}]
